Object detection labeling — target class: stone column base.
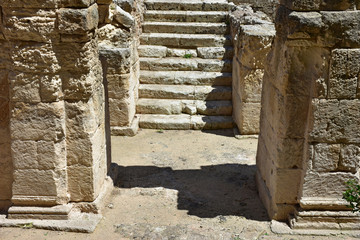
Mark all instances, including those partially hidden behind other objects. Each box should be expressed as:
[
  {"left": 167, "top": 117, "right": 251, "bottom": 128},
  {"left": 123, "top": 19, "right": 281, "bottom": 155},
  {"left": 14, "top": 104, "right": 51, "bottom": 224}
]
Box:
[
  {"left": 111, "top": 116, "right": 139, "bottom": 136},
  {"left": 0, "top": 177, "right": 114, "bottom": 232}
]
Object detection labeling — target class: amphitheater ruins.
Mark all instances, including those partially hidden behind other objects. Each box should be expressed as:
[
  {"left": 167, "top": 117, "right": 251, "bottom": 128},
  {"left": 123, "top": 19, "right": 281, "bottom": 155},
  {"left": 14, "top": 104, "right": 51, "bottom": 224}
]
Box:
[{"left": 0, "top": 0, "right": 359, "bottom": 233}]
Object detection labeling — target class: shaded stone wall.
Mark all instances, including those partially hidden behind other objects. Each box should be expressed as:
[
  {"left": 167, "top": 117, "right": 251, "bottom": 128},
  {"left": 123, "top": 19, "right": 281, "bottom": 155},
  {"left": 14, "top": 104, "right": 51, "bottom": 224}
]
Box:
[
  {"left": 0, "top": 0, "right": 107, "bottom": 211},
  {"left": 257, "top": 0, "right": 360, "bottom": 224},
  {"left": 230, "top": 5, "right": 275, "bottom": 134},
  {"left": 229, "top": 0, "right": 277, "bottom": 18},
  {"left": 98, "top": 0, "right": 143, "bottom": 136}
]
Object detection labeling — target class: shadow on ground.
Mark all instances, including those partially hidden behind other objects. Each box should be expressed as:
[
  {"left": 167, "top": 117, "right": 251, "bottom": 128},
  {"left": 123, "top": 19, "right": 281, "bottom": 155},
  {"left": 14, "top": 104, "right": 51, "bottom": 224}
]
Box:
[{"left": 110, "top": 163, "right": 269, "bottom": 221}]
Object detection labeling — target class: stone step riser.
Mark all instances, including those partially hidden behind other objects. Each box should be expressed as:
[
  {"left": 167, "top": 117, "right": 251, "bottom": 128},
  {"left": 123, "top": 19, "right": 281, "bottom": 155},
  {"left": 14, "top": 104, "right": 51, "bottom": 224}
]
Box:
[
  {"left": 140, "top": 33, "right": 231, "bottom": 48},
  {"left": 140, "top": 58, "right": 232, "bottom": 72},
  {"left": 139, "top": 114, "right": 234, "bottom": 130},
  {"left": 140, "top": 71, "right": 232, "bottom": 86},
  {"left": 137, "top": 99, "right": 232, "bottom": 116},
  {"left": 143, "top": 22, "right": 229, "bottom": 35},
  {"left": 144, "top": 1, "right": 232, "bottom": 11},
  {"left": 144, "top": 11, "right": 228, "bottom": 23},
  {"left": 138, "top": 46, "right": 234, "bottom": 60},
  {"left": 139, "top": 85, "right": 232, "bottom": 100}
]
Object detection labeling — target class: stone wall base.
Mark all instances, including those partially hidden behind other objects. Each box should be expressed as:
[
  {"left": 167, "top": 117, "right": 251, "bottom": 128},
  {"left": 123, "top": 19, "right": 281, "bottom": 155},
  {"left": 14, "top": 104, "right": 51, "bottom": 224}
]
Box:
[
  {"left": 0, "top": 177, "right": 114, "bottom": 232},
  {"left": 111, "top": 116, "right": 139, "bottom": 136}
]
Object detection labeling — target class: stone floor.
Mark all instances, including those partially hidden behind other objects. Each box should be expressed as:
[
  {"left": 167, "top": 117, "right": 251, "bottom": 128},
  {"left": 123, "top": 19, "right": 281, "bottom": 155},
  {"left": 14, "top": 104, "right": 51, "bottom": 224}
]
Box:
[{"left": 0, "top": 129, "right": 359, "bottom": 239}]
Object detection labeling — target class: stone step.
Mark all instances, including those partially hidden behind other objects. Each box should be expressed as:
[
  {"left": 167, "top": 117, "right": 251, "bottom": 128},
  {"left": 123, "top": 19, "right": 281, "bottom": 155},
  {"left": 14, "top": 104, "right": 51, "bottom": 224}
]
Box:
[
  {"left": 139, "top": 84, "right": 232, "bottom": 100},
  {"left": 144, "top": 10, "right": 228, "bottom": 23},
  {"left": 143, "top": 22, "right": 229, "bottom": 35},
  {"left": 138, "top": 45, "right": 234, "bottom": 60},
  {"left": 140, "top": 33, "right": 231, "bottom": 48},
  {"left": 137, "top": 99, "right": 232, "bottom": 116},
  {"left": 140, "top": 57, "right": 232, "bottom": 72},
  {"left": 144, "top": 0, "right": 233, "bottom": 11},
  {"left": 140, "top": 71, "right": 232, "bottom": 86},
  {"left": 139, "top": 114, "right": 234, "bottom": 130}
]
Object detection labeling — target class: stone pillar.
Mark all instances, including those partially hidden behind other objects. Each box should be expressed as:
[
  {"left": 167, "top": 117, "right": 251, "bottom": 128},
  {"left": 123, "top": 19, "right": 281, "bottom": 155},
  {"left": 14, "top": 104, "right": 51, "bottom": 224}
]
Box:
[
  {"left": 0, "top": 0, "right": 108, "bottom": 219},
  {"left": 230, "top": 6, "right": 275, "bottom": 134},
  {"left": 257, "top": 0, "right": 360, "bottom": 228}
]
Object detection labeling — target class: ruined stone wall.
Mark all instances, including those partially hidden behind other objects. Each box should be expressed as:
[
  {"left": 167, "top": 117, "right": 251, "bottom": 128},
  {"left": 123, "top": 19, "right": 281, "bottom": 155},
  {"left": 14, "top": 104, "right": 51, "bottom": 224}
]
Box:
[
  {"left": 98, "top": 0, "right": 143, "bottom": 136},
  {"left": 230, "top": 5, "right": 275, "bottom": 134},
  {"left": 0, "top": 0, "right": 107, "bottom": 210},
  {"left": 229, "top": 0, "right": 277, "bottom": 18},
  {"left": 257, "top": 0, "right": 360, "bottom": 224}
]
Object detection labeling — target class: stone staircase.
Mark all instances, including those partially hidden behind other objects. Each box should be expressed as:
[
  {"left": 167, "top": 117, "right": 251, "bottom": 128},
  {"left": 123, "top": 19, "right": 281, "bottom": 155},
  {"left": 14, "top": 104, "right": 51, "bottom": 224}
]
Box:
[{"left": 137, "top": 0, "right": 234, "bottom": 130}]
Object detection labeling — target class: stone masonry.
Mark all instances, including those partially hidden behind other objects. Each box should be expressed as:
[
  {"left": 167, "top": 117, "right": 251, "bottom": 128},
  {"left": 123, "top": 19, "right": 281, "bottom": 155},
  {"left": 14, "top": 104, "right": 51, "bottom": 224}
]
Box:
[
  {"left": 256, "top": 0, "right": 360, "bottom": 229},
  {"left": 0, "top": 0, "right": 108, "bottom": 220}
]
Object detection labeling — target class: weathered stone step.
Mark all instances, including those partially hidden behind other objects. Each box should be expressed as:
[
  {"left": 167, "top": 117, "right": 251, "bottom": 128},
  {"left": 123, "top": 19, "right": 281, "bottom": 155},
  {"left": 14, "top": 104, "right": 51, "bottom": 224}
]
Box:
[
  {"left": 140, "top": 33, "right": 231, "bottom": 48},
  {"left": 137, "top": 99, "right": 232, "bottom": 116},
  {"left": 144, "top": 0, "right": 233, "bottom": 11},
  {"left": 139, "top": 114, "right": 234, "bottom": 130},
  {"left": 143, "top": 22, "right": 229, "bottom": 35},
  {"left": 139, "top": 84, "right": 232, "bottom": 100},
  {"left": 144, "top": 10, "right": 228, "bottom": 23},
  {"left": 138, "top": 45, "right": 234, "bottom": 60},
  {"left": 140, "top": 71, "right": 232, "bottom": 86},
  {"left": 140, "top": 57, "right": 232, "bottom": 72}
]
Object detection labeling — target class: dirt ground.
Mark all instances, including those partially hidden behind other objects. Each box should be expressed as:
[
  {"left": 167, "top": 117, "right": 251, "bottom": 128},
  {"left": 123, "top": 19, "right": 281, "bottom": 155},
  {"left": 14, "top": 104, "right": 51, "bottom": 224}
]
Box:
[{"left": 0, "top": 129, "right": 359, "bottom": 240}]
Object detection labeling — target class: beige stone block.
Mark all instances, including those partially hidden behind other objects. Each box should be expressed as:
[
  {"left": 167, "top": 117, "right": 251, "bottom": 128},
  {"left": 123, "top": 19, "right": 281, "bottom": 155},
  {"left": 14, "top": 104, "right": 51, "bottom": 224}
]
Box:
[
  {"left": 3, "top": 8, "right": 57, "bottom": 42},
  {"left": 274, "top": 169, "right": 302, "bottom": 204},
  {"left": 330, "top": 49, "right": 360, "bottom": 79},
  {"left": 235, "top": 101, "right": 261, "bottom": 134},
  {"left": 10, "top": 101, "right": 66, "bottom": 141},
  {"left": 239, "top": 67, "right": 264, "bottom": 103},
  {"left": 339, "top": 144, "right": 360, "bottom": 173},
  {"left": 310, "top": 99, "right": 360, "bottom": 143},
  {"left": 329, "top": 77, "right": 358, "bottom": 99},
  {"left": 9, "top": 71, "right": 41, "bottom": 103},
  {"left": 98, "top": 25, "right": 131, "bottom": 49},
  {"left": 1, "top": 0, "right": 59, "bottom": 8},
  {"left": 11, "top": 42, "right": 60, "bottom": 74},
  {"left": 58, "top": 4, "right": 99, "bottom": 34},
  {"left": 275, "top": 138, "right": 305, "bottom": 169},
  {"left": 313, "top": 144, "right": 340, "bottom": 172},
  {"left": 100, "top": 46, "right": 131, "bottom": 74},
  {"left": 302, "top": 171, "right": 358, "bottom": 198},
  {"left": 67, "top": 165, "right": 95, "bottom": 202},
  {"left": 40, "top": 75, "right": 63, "bottom": 102},
  {"left": 106, "top": 74, "right": 135, "bottom": 99},
  {"left": 109, "top": 96, "right": 136, "bottom": 127},
  {"left": 60, "top": 0, "right": 96, "bottom": 7},
  {"left": 12, "top": 168, "right": 68, "bottom": 205},
  {"left": 281, "top": 0, "right": 356, "bottom": 10}
]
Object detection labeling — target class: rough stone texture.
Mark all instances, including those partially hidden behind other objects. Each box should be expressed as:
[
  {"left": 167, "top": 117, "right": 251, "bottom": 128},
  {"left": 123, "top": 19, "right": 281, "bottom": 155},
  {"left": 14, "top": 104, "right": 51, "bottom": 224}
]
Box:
[
  {"left": 256, "top": 0, "right": 360, "bottom": 228},
  {"left": 230, "top": 5, "right": 275, "bottom": 134},
  {"left": 0, "top": 0, "right": 108, "bottom": 220},
  {"left": 99, "top": 0, "right": 143, "bottom": 136},
  {"left": 229, "top": 0, "right": 278, "bottom": 19}
]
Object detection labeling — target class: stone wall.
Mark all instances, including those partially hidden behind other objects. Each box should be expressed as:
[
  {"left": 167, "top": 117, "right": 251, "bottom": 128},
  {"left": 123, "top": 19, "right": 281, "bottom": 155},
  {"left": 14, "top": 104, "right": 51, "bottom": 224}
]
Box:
[
  {"left": 230, "top": 5, "right": 275, "bottom": 134},
  {"left": 98, "top": 0, "right": 143, "bottom": 136},
  {"left": 257, "top": 0, "right": 360, "bottom": 226},
  {"left": 0, "top": 0, "right": 107, "bottom": 212},
  {"left": 229, "top": 0, "right": 277, "bottom": 18}
]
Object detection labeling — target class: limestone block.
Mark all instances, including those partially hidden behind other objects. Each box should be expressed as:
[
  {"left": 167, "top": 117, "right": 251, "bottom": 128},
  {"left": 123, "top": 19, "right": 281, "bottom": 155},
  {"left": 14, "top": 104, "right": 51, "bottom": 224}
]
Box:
[
  {"left": 113, "top": 5, "right": 134, "bottom": 29},
  {"left": 287, "top": 11, "right": 323, "bottom": 36},
  {"left": 167, "top": 49, "right": 197, "bottom": 58},
  {"left": 310, "top": 99, "right": 360, "bottom": 143},
  {"left": 98, "top": 24, "right": 131, "bottom": 48},
  {"left": 138, "top": 45, "right": 167, "bottom": 58},
  {"left": 40, "top": 75, "right": 63, "bottom": 102},
  {"left": 3, "top": 8, "right": 57, "bottom": 42},
  {"left": 99, "top": 45, "right": 131, "bottom": 74},
  {"left": 339, "top": 144, "right": 360, "bottom": 173},
  {"left": 12, "top": 168, "right": 68, "bottom": 206},
  {"left": 280, "top": 0, "right": 357, "bottom": 10},
  {"left": 328, "top": 49, "right": 360, "bottom": 99},
  {"left": 234, "top": 100, "right": 261, "bottom": 134},
  {"left": 60, "top": 0, "right": 96, "bottom": 7},
  {"left": 62, "top": 69, "right": 102, "bottom": 101},
  {"left": 109, "top": 96, "right": 136, "bottom": 127},
  {"left": 53, "top": 40, "right": 99, "bottom": 73},
  {"left": 98, "top": 4, "right": 110, "bottom": 24},
  {"left": 313, "top": 144, "right": 340, "bottom": 172},
  {"left": 10, "top": 102, "right": 66, "bottom": 142},
  {"left": 237, "top": 24, "right": 274, "bottom": 69},
  {"left": 0, "top": 0, "right": 59, "bottom": 8},
  {"left": 274, "top": 169, "right": 303, "bottom": 204},
  {"left": 302, "top": 171, "right": 358, "bottom": 198},
  {"left": 11, "top": 43, "right": 60, "bottom": 74},
  {"left": 67, "top": 165, "right": 95, "bottom": 202},
  {"left": 107, "top": 74, "right": 137, "bottom": 99},
  {"left": 58, "top": 4, "right": 99, "bottom": 34},
  {"left": 9, "top": 72, "right": 41, "bottom": 103},
  {"left": 239, "top": 67, "right": 264, "bottom": 102},
  {"left": 114, "top": 0, "right": 134, "bottom": 13},
  {"left": 0, "top": 100, "right": 10, "bottom": 144},
  {"left": 12, "top": 140, "right": 66, "bottom": 170}
]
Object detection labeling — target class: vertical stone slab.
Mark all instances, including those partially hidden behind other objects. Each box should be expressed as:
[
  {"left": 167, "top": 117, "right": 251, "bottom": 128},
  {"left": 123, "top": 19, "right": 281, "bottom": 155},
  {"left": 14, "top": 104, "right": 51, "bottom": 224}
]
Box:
[{"left": 257, "top": 0, "right": 360, "bottom": 228}]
